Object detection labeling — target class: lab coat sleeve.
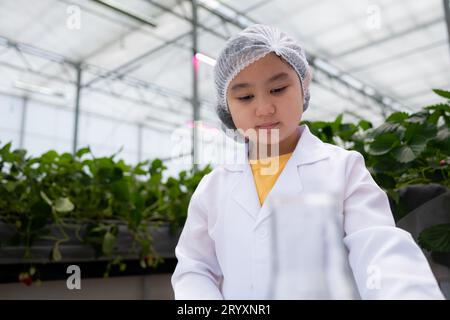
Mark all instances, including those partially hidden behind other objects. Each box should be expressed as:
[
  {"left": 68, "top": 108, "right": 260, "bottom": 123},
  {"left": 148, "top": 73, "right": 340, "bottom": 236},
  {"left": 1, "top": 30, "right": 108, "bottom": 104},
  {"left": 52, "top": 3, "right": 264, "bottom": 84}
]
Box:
[
  {"left": 342, "top": 151, "right": 444, "bottom": 299},
  {"left": 171, "top": 174, "right": 224, "bottom": 300}
]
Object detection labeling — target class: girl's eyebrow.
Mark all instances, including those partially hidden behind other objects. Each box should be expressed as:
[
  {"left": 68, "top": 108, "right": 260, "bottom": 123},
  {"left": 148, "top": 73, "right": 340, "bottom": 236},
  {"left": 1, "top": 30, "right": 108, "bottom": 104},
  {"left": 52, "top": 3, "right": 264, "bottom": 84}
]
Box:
[
  {"left": 230, "top": 72, "right": 290, "bottom": 92},
  {"left": 266, "top": 72, "right": 289, "bottom": 84}
]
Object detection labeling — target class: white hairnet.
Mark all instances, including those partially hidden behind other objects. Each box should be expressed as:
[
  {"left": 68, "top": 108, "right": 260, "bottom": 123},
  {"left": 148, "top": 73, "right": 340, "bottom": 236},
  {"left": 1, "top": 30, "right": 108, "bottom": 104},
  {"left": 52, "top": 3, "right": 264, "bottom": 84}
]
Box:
[{"left": 213, "top": 24, "right": 312, "bottom": 130}]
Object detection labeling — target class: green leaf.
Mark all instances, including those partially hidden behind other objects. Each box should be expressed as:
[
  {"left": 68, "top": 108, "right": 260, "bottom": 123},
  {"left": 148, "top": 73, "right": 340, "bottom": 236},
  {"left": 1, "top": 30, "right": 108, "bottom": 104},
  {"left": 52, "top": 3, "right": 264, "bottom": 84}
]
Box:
[
  {"left": 409, "top": 135, "right": 428, "bottom": 153},
  {"left": 54, "top": 197, "right": 75, "bottom": 213},
  {"left": 331, "top": 113, "right": 343, "bottom": 132},
  {"left": 116, "top": 160, "right": 131, "bottom": 173},
  {"left": 111, "top": 167, "right": 124, "bottom": 182},
  {"left": 337, "top": 123, "right": 358, "bottom": 141},
  {"left": 404, "top": 123, "right": 436, "bottom": 143},
  {"left": 13, "top": 149, "right": 27, "bottom": 162},
  {"left": 369, "top": 122, "right": 404, "bottom": 139},
  {"left": 302, "top": 120, "right": 326, "bottom": 133},
  {"left": 393, "top": 146, "right": 416, "bottom": 163},
  {"left": 406, "top": 110, "right": 428, "bottom": 124},
  {"left": 59, "top": 153, "right": 73, "bottom": 164},
  {"left": 393, "top": 133, "right": 428, "bottom": 163},
  {"left": 432, "top": 89, "right": 450, "bottom": 100},
  {"left": 130, "top": 209, "right": 142, "bottom": 226},
  {"left": 436, "top": 126, "right": 450, "bottom": 142},
  {"left": 367, "top": 133, "right": 399, "bottom": 155},
  {"left": 418, "top": 224, "right": 450, "bottom": 252},
  {"left": 52, "top": 242, "right": 62, "bottom": 261},
  {"left": 386, "top": 112, "right": 408, "bottom": 123},
  {"left": 358, "top": 120, "right": 372, "bottom": 131},
  {"left": 102, "top": 232, "right": 116, "bottom": 256},
  {"left": 427, "top": 110, "right": 441, "bottom": 125},
  {"left": 424, "top": 103, "right": 450, "bottom": 113},
  {"left": 40, "top": 150, "right": 58, "bottom": 164},
  {"left": 76, "top": 147, "right": 91, "bottom": 158},
  {"left": 0, "top": 142, "right": 12, "bottom": 157},
  {"left": 30, "top": 200, "right": 52, "bottom": 230},
  {"left": 111, "top": 180, "right": 130, "bottom": 202},
  {"left": 4, "top": 181, "right": 17, "bottom": 192},
  {"left": 150, "top": 159, "right": 165, "bottom": 175},
  {"left": 374, "top": 173, "right": 396, "bottom": 189},
  {"left": 133, "top": 166, "right": 147, "bottom": 175},
  {"left": 40, "top": 191, "right": 53, "bottom": 206}
]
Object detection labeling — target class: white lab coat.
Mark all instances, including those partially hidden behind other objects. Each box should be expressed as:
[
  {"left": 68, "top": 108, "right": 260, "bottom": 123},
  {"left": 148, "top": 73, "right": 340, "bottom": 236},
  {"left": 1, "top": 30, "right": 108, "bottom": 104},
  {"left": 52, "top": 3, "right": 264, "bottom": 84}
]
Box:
[{"left": 171, "top": 125, "right": 444, "bottom": 300}]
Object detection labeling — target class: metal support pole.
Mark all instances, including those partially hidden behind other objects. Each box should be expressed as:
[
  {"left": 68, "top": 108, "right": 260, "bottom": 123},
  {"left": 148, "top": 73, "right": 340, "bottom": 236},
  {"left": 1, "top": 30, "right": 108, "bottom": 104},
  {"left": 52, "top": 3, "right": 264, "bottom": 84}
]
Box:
[
  {"left": 19, "top": 96, "right": 28, "bottom": 148},
  {"left": 73, "top": 64, "right": 82, "bottom": 155},
  {"left": 138, "top": 123, "right": 143, "bottom": 162},
  {"left": 192, "top": 0, "right": 200, "bottom": 172},
  {"left": 444, "top": 0, "right": 450, "bottom": 55}
]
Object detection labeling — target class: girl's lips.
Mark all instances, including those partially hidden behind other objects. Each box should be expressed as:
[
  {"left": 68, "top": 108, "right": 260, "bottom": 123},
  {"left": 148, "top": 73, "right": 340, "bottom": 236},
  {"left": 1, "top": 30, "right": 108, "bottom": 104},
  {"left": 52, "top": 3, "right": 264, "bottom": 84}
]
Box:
[{"left": 256, "top": 122, "right": 280, "bottom": 129}]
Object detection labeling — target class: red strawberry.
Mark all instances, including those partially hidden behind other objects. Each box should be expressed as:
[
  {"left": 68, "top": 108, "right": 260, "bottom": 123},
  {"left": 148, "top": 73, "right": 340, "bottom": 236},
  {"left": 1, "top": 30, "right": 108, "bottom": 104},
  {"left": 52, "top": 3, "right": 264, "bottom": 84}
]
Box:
[
  {"left": 440, "top": 159, "right": 446, "bottom": 166},
  {"left": 19, "top": 272, "right": 33, "bottom": 286}
]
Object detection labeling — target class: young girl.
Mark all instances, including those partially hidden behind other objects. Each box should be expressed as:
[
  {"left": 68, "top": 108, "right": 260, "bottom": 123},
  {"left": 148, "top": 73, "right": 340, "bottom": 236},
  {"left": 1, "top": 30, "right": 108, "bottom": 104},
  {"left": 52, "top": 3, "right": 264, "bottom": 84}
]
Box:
[{"left": 171, "top": 24, "right": 444, "bottom": 300}]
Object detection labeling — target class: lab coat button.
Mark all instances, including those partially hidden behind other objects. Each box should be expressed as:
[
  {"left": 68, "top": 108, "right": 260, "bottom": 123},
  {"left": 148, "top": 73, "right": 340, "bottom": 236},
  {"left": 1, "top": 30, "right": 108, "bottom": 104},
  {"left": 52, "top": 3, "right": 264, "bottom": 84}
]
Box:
[{"left": 258, "top": 227, "right": 269, "bottom": 238}]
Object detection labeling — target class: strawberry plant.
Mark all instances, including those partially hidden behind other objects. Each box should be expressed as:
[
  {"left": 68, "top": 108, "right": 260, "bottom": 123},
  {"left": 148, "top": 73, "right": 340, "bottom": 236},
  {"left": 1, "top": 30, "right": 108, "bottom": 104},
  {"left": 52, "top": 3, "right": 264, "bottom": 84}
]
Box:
[
  {"left": 0, "top": 143, "right": 211, "bottom": 283},
  {"left": 302, "top": 89, "right": 450, "bottom": 253}
]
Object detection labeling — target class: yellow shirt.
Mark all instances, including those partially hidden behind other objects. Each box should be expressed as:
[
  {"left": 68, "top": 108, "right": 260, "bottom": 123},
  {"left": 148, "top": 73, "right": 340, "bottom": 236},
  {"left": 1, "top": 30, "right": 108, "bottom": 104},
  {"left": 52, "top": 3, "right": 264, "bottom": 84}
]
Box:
[{"left": 250, "top": 152, "right": 293, "bottom": 205}]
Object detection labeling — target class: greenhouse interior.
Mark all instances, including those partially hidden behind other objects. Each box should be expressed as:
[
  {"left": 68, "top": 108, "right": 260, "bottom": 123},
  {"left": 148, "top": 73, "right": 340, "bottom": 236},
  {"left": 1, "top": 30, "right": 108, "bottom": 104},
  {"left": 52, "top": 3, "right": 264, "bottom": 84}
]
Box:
[{"left": 0, "top": 0, "right": 449, "bottom": 301}]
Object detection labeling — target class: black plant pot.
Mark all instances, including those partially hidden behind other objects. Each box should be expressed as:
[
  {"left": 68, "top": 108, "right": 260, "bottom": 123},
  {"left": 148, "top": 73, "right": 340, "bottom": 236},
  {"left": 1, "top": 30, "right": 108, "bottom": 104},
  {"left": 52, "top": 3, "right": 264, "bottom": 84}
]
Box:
[
  {"left": 395, "top": 184, "right": 450, "bottom": 267},
  {"left": 0, "top": 220, "right": 180, "bottom": 264},
  {"left": 395, "top": 184, "right": 450, "bottom": 298}
]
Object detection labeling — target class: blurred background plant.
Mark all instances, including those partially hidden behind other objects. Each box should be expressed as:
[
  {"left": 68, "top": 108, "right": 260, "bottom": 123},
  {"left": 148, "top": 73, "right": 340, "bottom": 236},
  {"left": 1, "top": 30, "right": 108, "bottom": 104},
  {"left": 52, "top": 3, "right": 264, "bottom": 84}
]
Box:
[
  {"left": 0, "top": 141, "right": 211, "bottom": 284},
  {"left": 302, "top": 88, "right": 450, "bottom": 254}
]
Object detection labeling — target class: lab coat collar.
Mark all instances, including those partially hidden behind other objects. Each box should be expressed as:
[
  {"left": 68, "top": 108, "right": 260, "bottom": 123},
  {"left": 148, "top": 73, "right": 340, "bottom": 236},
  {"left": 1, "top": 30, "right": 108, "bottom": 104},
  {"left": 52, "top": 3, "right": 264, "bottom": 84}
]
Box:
[
  {"left": 223, "top": 124, "right": 329, "bottom": 172},
  {"left": 227, "top": 124, "right": 331, "bottom": 223}
]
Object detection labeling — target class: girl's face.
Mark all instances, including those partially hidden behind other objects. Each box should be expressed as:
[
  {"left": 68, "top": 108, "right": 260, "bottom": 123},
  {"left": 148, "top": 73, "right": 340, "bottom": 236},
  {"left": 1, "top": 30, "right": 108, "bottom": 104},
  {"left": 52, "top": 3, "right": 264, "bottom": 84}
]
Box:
[{"left": 226, "top": 52, "right": 304, "bottom": 146}]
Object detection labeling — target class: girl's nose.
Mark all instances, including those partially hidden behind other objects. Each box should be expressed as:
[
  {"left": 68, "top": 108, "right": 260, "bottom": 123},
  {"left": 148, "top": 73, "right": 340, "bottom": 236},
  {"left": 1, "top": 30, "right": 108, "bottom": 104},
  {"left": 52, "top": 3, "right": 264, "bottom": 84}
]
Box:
[{"left": 255, "top": 98, "right": 276, "bottom": 117}]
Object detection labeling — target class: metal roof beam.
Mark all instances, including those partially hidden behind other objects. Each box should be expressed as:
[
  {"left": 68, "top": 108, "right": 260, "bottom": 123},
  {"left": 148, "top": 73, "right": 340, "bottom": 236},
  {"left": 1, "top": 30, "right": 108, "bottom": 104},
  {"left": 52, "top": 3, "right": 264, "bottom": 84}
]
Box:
[
  {"left": 89, "top": 0, "right": 158, "bottom": 27},
  {"left": 332, "top": 16, "right": 443, "bottom": 59},
  {"left": 0, "top": 36, "right": 216, "bottom": 119},
  {"left": 192, "top": 1, "right": 405, "bottom": 114}
]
